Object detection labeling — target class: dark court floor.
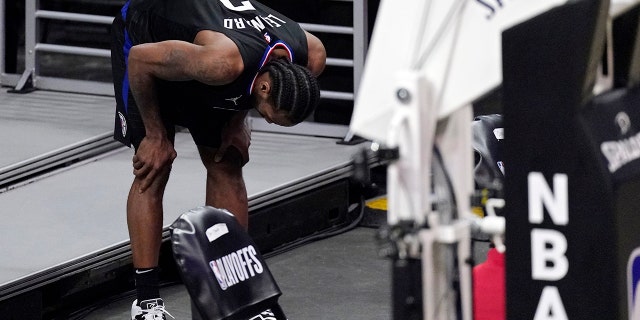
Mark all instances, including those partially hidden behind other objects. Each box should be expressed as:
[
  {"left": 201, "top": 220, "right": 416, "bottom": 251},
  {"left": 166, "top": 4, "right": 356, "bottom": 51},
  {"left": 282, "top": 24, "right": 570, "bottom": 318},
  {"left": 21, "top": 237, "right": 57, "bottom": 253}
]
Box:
[{"left": 78, "top": 227, "right": 393, "bottom": 320}]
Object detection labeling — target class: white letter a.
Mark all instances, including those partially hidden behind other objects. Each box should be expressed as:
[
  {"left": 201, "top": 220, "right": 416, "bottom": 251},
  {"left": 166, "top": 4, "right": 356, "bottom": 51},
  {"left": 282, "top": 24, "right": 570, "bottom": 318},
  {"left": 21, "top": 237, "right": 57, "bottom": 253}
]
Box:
[{"left": 533, "top": 286, "right": 568, "bottom": 320}]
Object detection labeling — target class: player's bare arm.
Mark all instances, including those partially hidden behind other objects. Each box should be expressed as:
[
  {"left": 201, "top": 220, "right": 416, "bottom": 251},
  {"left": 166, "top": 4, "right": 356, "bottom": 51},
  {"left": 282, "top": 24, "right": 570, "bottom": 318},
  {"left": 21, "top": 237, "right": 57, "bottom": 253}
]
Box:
[
  {"left": 127, "top": 32, "right": 243, "bottom": 135},
  {"left": 305, "top": 31, "right": 326, "bottom": 76},
  {"left": 127, "top": 32, "right": 243, "bottom": 192},
  {"left": 127, "top": 43, "right": 177, "bottom": 193}
]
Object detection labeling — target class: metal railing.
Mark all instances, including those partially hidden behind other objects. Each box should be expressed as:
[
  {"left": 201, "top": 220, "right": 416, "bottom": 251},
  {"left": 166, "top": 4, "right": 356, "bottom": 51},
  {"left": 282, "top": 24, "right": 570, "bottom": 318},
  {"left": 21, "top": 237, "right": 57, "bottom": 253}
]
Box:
[{"left": 0, "top": 0, "right": 369, "bottom": 101}]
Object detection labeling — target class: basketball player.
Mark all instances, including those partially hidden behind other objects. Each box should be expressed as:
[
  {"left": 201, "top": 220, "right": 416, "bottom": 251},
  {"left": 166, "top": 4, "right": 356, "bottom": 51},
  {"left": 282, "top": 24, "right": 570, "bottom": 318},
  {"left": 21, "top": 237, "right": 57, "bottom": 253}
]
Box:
[{"left": 111, "top": 0, "right": 326, "bottom": 318}]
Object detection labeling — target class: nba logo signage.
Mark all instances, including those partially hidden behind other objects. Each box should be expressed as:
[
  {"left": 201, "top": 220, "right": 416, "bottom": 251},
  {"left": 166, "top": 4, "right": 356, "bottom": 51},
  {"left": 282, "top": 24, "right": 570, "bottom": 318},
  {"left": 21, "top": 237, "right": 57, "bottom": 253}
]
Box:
[
  {"left": 528, "top": 172, "right": 569, "bottom": 319},
  {"left": 629, "top": 248, "right": 640, "bottom": 320}
]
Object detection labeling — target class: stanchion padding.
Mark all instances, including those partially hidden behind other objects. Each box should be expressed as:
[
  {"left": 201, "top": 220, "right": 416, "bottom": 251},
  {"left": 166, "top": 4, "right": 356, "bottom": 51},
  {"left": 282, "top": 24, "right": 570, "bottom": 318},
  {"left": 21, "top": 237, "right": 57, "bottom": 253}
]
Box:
[
  {"left": 472, "top": 114, "right": 504, "bottom": 190},
  {"left": 170, "top": 206, "right": 282, "bottom": 320}
]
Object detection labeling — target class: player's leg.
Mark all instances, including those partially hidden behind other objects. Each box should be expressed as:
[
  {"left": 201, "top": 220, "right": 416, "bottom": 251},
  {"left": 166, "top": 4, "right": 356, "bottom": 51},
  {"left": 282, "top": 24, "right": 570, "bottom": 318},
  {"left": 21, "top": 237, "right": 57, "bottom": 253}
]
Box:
[
  {"left": 190, "top": 110, "right": 251, "bottom": 229},
  {"left": 197, "top": 145, "right": 249, "bottom": 229},
  {"left": 111, "top": 11, "right": 175, "bottom": 319},
  {"left": 126, "top": 140, "right": 174, "bottom": 318},
  {"left": 126, "top": 144, "right": 174, "bottom": 266},
  {"left": 123, "top": 106, "right": 176, "bottom": 318},
  {"left": 124, "top": 115, "right": 176, "bottom": 320}
]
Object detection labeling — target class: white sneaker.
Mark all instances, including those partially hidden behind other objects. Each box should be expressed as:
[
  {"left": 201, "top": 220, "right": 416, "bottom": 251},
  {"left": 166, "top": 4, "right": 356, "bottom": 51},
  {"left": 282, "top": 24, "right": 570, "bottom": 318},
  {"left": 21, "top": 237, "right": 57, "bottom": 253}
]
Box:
[
  {"left": 131, "top": 298, "right": 174, "bottom": 320},
  {"left": 249, "top": 309, "right": 278, "bottom": 320}
]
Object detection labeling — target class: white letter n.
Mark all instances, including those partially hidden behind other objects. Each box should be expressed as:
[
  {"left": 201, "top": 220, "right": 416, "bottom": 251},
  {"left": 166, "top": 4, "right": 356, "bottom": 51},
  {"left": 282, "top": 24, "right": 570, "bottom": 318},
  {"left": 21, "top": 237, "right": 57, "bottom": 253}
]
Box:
[{"left": 528, "top": 172, "right": 568, "bottom": 225}]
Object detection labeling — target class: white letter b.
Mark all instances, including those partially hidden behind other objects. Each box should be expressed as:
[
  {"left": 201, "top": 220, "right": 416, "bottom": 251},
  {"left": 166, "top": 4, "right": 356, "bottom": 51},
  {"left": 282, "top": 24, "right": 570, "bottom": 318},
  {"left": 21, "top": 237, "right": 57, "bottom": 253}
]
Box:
[{"left": 531, "top": 228, "right": 568, "bottom": 281}]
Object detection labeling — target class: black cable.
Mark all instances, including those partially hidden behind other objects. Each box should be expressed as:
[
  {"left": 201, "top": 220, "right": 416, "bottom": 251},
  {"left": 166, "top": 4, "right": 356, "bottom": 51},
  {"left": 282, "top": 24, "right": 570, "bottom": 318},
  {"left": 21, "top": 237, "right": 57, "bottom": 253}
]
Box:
[
  {"left": 431, "top": 145, "right": 459, "bottom": 222},
  {"left": 263, "top": 195, "right": 366, "bottom": 259}
]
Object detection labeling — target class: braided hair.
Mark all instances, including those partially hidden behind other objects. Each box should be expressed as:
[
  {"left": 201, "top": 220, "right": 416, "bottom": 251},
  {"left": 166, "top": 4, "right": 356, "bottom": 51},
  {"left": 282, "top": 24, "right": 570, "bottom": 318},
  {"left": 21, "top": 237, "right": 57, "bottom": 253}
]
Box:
[{"left": 259, "top": 58, "right": 321, "bottom": 124}]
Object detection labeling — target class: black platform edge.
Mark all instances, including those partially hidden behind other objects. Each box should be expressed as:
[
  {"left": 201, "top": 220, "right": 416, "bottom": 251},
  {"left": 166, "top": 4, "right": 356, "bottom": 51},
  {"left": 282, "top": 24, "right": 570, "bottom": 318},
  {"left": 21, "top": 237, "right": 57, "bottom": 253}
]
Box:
[{"left": 0, "top": 178, "right": 364, "bottom": 320}]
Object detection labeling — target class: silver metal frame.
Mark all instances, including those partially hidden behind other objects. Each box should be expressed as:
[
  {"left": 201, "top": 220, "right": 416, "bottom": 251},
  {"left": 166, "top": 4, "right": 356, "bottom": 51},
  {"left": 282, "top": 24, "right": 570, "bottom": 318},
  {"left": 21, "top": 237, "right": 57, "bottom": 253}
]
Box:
[{"left": 1, "top": 0, "right": 370, "bottom": 105}]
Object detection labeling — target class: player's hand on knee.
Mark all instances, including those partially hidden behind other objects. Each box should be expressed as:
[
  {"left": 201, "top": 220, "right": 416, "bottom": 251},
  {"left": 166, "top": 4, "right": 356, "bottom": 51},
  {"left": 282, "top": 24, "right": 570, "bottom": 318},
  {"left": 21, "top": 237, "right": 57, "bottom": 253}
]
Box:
[{"left": 133, "top": 136, "right": 177, "bottom": 192}]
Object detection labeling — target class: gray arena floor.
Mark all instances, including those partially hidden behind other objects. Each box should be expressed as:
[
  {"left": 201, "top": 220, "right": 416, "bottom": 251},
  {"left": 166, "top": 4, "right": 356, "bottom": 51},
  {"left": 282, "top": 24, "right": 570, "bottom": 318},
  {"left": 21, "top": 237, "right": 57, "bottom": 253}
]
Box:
[{"left": 0, "top": 86, "right": 401, "bottom": 319}]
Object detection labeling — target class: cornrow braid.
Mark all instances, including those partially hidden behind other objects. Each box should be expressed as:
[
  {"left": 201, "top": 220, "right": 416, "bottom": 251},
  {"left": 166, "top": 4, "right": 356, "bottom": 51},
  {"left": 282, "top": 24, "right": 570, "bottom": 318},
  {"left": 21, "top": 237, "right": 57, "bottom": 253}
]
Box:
[{"left": 260, "top": 58, "right": 321, "bottom": 124}]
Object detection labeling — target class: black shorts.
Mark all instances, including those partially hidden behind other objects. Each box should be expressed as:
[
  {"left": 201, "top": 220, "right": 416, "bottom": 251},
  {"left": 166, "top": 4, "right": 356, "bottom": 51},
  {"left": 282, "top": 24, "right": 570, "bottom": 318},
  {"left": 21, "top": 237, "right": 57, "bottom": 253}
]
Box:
[{"left": 110, "top": 14, "right": 250, "bottom": 163}]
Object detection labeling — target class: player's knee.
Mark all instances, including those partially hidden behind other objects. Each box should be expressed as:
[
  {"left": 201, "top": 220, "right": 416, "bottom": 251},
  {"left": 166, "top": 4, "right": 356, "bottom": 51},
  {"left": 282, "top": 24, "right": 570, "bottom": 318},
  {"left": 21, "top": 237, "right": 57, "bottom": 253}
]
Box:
[
  {"left": 201, "top": 148, "right": 241, "bottom": 179},
  {"left": 207, "top": 146, "right": 244, "bottom": 168},
  {"left": 223, "top": 146, "right": 244, "bottom": 165}
]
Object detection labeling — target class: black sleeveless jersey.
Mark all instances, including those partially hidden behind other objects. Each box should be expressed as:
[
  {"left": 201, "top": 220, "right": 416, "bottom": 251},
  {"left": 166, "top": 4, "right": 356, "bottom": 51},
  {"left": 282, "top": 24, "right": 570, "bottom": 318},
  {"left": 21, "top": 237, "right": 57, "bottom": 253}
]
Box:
[{"left": 124, "top": 0, "right": 309, "bottom": 111}]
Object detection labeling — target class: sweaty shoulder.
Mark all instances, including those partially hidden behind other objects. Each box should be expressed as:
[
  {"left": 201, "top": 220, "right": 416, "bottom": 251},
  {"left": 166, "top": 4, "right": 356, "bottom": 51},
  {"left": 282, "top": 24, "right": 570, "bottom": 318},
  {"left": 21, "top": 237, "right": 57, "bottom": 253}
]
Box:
[{"left": 193, "top": 30, "right": 245, "bottom": 83}]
